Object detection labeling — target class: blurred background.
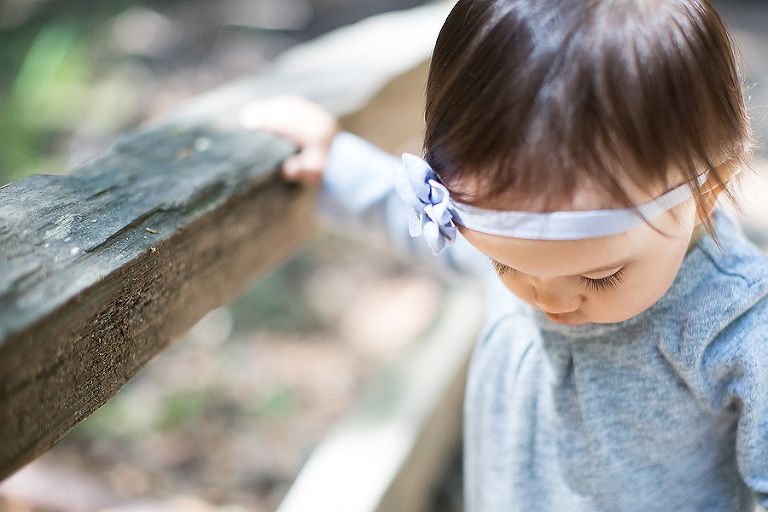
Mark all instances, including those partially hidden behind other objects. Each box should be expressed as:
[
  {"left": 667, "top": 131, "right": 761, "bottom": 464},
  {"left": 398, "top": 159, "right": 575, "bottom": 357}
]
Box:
[
  {"left": 0, "top": 0, "right": 766, "bottom": 511},
  {"left": 0, "top": 0, "right": 429, "bottom": 185},
  {"left": 1, "top": 2, "right": 456, "bottom": 512},
  {"left": 1, "top": 0, "right": 765, "bottom": 187}
]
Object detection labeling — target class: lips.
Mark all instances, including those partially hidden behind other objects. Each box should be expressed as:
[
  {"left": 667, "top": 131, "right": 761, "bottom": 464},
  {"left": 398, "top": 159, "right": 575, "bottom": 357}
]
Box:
[{"left": 545, "top": 312, "right": 586, "bottom": 326}]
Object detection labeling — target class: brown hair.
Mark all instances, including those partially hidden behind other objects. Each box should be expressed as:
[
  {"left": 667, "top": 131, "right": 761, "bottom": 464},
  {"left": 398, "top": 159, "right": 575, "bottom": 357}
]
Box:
[{"left": 424, "top": 0, "right": 752, "bottom": 227}]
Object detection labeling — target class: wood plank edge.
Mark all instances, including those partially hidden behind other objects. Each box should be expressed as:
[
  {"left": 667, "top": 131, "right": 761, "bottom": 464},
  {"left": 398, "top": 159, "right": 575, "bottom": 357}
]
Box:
[{"left": 275, "top": 282, "right": 483, "bottom": 512}]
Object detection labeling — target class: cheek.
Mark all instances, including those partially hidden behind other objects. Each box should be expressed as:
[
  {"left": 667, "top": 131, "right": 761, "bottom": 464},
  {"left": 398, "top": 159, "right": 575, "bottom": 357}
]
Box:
[
  {"left": 640, "top": 244, "right": 689, "bottom": 303},
  {"left": 498, "top": 274, "right": 535, "bottom": 304},
  {"left": 592, "top": 241, "right": 690, "bottom": 322}
]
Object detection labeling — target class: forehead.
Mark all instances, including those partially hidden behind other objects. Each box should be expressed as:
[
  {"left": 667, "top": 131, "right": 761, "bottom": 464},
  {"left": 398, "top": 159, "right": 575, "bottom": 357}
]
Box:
[
  {"left": 448, "top": 167, "right": 673, "bottom": 214},
  {"left": 458, "top": 222, "right": 654, "bottom": 278}
]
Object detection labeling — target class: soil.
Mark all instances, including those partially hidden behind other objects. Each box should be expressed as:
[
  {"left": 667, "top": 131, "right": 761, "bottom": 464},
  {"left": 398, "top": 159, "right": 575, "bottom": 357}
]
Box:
[
  {"left": 0, "top": 234, "right": 463, "bottom": 512},
  {"left": 0, "top": 1, "right": 465, "bottom": 511}
]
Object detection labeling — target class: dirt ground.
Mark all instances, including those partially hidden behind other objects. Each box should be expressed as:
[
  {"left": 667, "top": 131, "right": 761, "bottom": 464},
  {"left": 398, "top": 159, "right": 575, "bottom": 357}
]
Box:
[
  {"left": 0, "top": 233, "right": 463, "bottom": 512},
  {"left": 3, "top": 0, "right": 766, "bottom": 510},
  {"left": 0, "top": 1, "right": 466, "bottom": 511}
]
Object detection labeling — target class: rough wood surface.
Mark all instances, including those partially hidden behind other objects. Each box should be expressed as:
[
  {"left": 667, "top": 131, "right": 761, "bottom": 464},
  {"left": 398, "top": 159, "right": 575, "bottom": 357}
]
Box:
[
  {"left": 275, "top": 283, "right": 483, "bottom": 512},
  {"left": 0, "top": 1, "right": 453, "bottom": 481},
  {"left": 0, "top": 125, "right": 314, "bottom": 480}
]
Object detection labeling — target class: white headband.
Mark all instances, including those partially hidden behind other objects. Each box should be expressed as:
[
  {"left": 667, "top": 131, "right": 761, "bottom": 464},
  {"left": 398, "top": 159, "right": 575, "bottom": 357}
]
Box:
[{"left": 393, "top": 153, "right": 707, "bottom": 255}]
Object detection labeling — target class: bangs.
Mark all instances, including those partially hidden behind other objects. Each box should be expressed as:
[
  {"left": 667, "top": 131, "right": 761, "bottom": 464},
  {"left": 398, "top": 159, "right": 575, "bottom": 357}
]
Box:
[{"left": 424, "top": 0, "right": 752, "bottom": 216}]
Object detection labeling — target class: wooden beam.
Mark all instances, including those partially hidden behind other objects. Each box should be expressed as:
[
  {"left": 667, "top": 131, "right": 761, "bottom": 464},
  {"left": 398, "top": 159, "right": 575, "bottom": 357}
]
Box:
[
  {"left": 0, "top": 126, "right": 315, "bottom": 479},
  {"left": 0, "top": 1, "right": 453, "bottom": 481},
  {"left": 276, "top": 284, "right": 483, "bottom": 512}
]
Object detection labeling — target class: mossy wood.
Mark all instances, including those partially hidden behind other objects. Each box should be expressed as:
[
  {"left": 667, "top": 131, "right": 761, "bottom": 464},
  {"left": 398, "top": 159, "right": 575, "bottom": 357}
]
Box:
[
  {"left": 0, "top": 2, "right": 451, "bottom": 481},
  {"left": 0, "top": 123, "right": 314, "bottom": 480}
]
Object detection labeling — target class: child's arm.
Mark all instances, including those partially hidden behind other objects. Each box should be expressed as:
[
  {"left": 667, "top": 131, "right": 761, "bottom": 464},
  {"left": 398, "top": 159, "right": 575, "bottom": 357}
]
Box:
[
  {"left": 239, "top": 96, "right": 489, "bottom": 276},
  {"left": 240, "top": 96, "right": 339, "bottom": 185}
]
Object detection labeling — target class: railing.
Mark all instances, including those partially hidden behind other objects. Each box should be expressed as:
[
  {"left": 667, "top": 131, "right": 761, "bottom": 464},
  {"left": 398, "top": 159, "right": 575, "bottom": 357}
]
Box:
[
  {"left": 5, "top": 2, "right": 768, "bottom": 510},
  {"left": 1, "top": 3, "right": 484, "bottom": 511}
]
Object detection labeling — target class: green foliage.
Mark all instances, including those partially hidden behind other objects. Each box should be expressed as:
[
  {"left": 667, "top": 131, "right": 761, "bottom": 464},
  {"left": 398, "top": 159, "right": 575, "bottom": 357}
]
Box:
[
  {"left": 227, "top": 247, "right": 327, "bottom": 335},
  {"left": 1, "top": 22, "right": 86, "bottom": 181},
  {"left": 12, "top": 23, "right": 88, "bottom": 127},
  {"left": 0, "top": 0, "right": 139, "bottom": 184},
  {"left": 68, "top": 387, "right": 213, "bottom": 439},
  {"left": 250, "top": 385, "right": 300, "bottom": 421},
  {"left": 157, "top": 389, "right": 212, "bottom": 430}
]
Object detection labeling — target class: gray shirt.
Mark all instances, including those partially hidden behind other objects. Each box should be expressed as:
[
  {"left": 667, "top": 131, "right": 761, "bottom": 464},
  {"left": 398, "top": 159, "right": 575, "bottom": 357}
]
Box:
[{"left": 323, "top": 132, "right": 768, "bottom": 511}]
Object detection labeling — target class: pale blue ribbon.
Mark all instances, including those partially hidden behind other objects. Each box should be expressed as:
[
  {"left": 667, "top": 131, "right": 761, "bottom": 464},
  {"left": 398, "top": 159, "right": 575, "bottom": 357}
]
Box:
[
  {"left": 394, "top": 153, "right": 457, "bottom": 255},
  {"left": 394, "top": 153, "right": 707, "bottom": 254}
]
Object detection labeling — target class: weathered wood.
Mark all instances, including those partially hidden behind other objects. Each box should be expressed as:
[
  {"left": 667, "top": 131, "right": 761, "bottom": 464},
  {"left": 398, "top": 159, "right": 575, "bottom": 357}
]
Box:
[
  {"left": 0, "top": 125, "right": 314, "bottom": 479},
  {"left": 0, "top": 1, "right": 453, "bottom": 481},
  {"left": 275, "top": 283, "right": 483, "bottom": 512}
]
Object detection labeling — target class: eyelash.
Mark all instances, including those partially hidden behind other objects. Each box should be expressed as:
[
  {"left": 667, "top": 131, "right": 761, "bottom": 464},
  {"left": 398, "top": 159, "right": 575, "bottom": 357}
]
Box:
[
  {"left": 579, "top": 269, "right": 625, "bottom": 292},
  {"left": 491, "top": 260, "right": 513, "bottom": 277},
  {"left": 491, "top": 260, "right": 626, "bottom": 293}
]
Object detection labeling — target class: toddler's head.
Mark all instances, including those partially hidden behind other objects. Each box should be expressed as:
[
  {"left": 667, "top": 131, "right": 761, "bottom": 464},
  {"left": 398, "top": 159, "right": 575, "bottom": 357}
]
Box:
[
  {"left": 424, "top": 0, "right": 750, "bottom": 219},
  {"left": 415, "top": 0, "right": 752, "bottom": 324}
]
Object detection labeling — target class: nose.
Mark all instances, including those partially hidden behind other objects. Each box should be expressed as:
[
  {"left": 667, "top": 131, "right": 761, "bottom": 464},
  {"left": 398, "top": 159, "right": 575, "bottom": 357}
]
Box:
[{"left": 532, "top": 282, "right": 582, "bottom": 314}]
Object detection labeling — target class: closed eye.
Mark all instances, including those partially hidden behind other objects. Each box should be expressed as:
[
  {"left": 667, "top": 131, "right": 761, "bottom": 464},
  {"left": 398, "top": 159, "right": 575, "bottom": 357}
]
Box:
[
  {"left": 491, "top": 260, "right": 513, "bottom": 277},
  {"left": 580, "top": 269, "right": 625, "bottom": 293},
  {"left": 492, "top": 259, "right": 626, "bottom": 293}
]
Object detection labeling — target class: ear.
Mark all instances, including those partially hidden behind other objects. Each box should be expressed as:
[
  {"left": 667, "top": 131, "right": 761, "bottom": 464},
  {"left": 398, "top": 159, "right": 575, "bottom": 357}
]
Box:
[{"left": 695, "top": 161, "right": 740, "bottom": 224}]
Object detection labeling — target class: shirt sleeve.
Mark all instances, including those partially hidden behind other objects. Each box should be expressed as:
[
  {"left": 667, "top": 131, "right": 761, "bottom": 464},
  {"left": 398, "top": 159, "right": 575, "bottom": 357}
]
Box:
[
  {"left": 723, "top": 311, "right": 768, "bottom": 508},
  {"left": 696, "top": 296, "right": 768, "bottom": 508},
  {"left": 319, "top": 131, "right": 488, "bottom": 276}
]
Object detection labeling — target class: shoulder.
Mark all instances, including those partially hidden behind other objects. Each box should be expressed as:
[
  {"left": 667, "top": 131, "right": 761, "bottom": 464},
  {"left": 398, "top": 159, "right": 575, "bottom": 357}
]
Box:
[
  {"left": 657, "top": 213, "right": 768, "bottom": 350},
  {"left": 659, "top": 215, "right": 768, "bottom": 405},
  {"left": 691, "top": 214, "right": 768, "bottom": 328},
  {"left": 659, "top": 212, "right": 768, "bottom": 330},
  {"left": 472, "top": 278, "right": 542, "bottom": 366},
  {"left": 468, "top": 286, "right": 545, "bottom": 392}
]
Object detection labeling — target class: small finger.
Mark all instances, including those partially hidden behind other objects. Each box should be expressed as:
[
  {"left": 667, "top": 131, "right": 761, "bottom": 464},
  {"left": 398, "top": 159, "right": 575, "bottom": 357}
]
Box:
[
  {"left": 297, "top": 147, "right": 327, "bottom": 175},
  {"left": 281, "top": 155, "right": 302, "bottom": 181},
  {"left": 281, "top": 151, "right": 325, "bottom": 185}
]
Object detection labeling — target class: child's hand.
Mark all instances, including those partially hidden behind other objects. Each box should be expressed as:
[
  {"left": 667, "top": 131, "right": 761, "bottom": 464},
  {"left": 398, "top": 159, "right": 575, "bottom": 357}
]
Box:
[{"left": 239, "top": 96, "right": 339, "bottom": 185}]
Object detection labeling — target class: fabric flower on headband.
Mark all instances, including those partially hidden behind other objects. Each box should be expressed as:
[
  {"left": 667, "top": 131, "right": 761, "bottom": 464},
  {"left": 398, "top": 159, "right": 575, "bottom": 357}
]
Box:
[
  {"left": 393, "top": 153, "right": 709, "bottom": 254},
  {"left": 393, "top": 153, "right": 457, "bottom": 255}
]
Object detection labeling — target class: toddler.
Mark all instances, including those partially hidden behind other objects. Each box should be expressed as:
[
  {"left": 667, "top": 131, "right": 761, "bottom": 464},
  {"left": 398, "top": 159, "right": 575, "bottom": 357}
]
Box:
[{"left": 242, "top": 0, "right": 768, "bottom": 510}]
